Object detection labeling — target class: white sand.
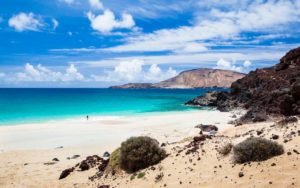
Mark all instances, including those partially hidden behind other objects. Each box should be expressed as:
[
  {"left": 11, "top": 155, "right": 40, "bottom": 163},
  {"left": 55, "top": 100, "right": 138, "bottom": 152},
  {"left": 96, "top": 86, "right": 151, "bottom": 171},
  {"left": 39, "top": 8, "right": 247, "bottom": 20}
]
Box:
[{"left": 0, "top": 110, "right": 234, "bottom": 151}]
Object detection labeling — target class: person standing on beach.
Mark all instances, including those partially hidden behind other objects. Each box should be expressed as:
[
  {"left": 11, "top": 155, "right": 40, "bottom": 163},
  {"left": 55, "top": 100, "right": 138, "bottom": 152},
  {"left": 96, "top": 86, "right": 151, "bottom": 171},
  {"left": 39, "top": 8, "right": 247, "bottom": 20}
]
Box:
[{"left": 86, "top": 115, "right": 89, "bottom": 120}]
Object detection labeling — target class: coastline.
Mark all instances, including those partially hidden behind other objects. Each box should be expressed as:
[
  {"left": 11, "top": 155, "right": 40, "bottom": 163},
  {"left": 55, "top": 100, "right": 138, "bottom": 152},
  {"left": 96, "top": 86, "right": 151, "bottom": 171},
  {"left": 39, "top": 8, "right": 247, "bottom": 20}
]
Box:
[{"left": 0, "top": 110, "right": 235, "bottom": 151}]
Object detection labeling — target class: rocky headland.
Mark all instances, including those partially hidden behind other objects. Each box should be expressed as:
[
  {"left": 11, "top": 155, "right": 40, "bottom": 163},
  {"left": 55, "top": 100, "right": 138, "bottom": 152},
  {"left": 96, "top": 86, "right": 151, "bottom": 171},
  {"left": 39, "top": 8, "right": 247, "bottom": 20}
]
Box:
[
  {"left": 111, "top": 68, "right": 245, "bottom": 89},
  {"left": 186, "top": 47, "right": 300, "bottom": 123}
]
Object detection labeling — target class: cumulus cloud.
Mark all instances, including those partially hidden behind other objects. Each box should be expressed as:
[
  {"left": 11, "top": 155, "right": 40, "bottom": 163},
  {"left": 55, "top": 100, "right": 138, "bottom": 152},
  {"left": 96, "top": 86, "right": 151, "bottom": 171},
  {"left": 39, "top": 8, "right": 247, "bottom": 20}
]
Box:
[
  {"left": 8, "top": 63, "right": 84, "bottom": 82},
  {"left": 89, "top": 0, "right": 103, "bottom": 10},
  {"left": 52, "top": 18, "right": 59, "bottom": 30},
  {"left": 9, "top": 12, "right": 43, "bottom": 32},
  {"left": 103, "top": 0, "right": 300, "bottom": 53},
  {"left": 92, "top": 59, "right": 177, "bottom": 83},
  {"left": 87, "top": 9, "right": 135, "bottom": 33},
  {"left": 214, "top": 59, "right": 252, "bottom": 73}
]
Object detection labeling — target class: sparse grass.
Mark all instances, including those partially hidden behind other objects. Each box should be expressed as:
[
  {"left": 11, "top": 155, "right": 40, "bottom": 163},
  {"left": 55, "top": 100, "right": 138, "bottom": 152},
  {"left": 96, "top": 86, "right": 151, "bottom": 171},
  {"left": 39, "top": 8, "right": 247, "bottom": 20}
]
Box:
[
  {"left": 120, "top": 136, "right": 167, "bottom": 173},
  {"left": 233, "top": 137, "right": 284, "bottom": 163},
  {"left": 137, "top": 172, "right": 145, "bottom": 179},
  {"left": 218, "top": 143, "right": 233, "bottom": 156},
  {"left": 130, "top": 174, "right": 135, "bottom": 180}
]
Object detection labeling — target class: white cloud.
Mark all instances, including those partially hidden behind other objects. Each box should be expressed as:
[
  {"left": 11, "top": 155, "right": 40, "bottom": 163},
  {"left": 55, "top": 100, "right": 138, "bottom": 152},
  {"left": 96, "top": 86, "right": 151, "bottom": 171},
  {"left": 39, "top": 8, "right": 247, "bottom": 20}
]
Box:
[
  {"left": 243, "top": 60, "right": 252, "bottom": 68},
  {"left": 214, "top": 59, "right": 252, "bottom": 72},
  {"left": 89, "top": 0, "right": 103, "bottom": 10},
  {"left": 52, "top": 18, "right": 59, "bottom": 30},
  {"left": 9, "top": 12, "right": 43, "bottom": 32},
  {"left": 87, "top": 9, "right": 135, "bottom": 33},
  {"left": 92, "top": 59, "right": 177, "bottom": 83},
  {"left": 68, "top": 31, "right": 73, "bottom": 36},
  {"left": 10, "top": 63, "right": 84, "bottom": 82},
  {"left": 103, "top": 0, "right": 300, "bottom": 53}
]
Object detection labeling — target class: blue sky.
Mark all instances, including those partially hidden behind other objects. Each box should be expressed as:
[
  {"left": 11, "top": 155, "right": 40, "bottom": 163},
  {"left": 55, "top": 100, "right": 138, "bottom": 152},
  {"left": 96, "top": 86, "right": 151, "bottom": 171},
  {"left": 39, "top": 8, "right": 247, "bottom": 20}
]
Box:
[{"left": 0, "top": 0, "right": 300, "bottom": 87}]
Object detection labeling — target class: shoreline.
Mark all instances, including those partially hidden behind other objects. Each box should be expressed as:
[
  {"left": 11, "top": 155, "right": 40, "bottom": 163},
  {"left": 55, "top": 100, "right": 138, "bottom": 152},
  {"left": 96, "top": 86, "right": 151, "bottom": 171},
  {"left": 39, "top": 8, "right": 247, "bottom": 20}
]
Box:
[{"left": 0, "top": 110, "right": 235, "bottom": 151}]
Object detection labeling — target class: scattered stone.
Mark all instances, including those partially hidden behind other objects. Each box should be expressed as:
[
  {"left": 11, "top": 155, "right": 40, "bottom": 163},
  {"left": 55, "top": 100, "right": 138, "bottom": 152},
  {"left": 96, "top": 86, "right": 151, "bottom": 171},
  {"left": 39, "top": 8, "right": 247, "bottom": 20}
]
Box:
[
  {"left": 271, "top": 163, "right": 276, "bottom": 166},
  {"left": 98, "top": 185, "right": 109, "bottom": 188},
  {"left": 71, "top": 155, "right": 80, "bottom": 159},
  {"left": 59, "top": 167, "right": 75, "bottom": 180},
  {"left": 238, "top": 172, "right": 244, "bottom": 177},
  {"left": 293, "top": 149, "right": 300, "bottom": 154},
  {"left": 52, "top": 158, "right": 59, "bottom": 162},
  {"left": 256, "top": 130, "right": 263, "bottom": 136},
  {"left": 155, "top": 173, "right": 164, "bottom": 182},
  {"left": 195, "top": 124, "right": 218, "bottom": 132},
  {"left": 79, "top": 155, "right": 103, "bottom": 171},
  {"left": 44, "top": 162, "right": 56, "bottom": 165},
  {"left": 287, "top": 152, "right": 292, "bottom": 155},
  {"left": 271, "top": 134, "right": 279, "bottom": 140}
]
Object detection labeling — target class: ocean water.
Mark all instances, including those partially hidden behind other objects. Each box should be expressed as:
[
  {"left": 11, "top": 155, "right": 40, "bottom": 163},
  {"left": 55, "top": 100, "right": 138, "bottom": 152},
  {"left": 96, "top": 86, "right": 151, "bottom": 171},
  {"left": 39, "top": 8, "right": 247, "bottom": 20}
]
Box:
[{"left": 0, "top": 88, "right": 225, "bottom": 125}]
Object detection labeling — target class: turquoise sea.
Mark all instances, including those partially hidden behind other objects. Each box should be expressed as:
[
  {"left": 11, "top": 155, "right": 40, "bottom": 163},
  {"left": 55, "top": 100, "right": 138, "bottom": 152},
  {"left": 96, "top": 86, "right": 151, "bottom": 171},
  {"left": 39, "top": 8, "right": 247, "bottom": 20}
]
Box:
[{"left": 0, "top": 88, "right": 225, "bottom": 125}]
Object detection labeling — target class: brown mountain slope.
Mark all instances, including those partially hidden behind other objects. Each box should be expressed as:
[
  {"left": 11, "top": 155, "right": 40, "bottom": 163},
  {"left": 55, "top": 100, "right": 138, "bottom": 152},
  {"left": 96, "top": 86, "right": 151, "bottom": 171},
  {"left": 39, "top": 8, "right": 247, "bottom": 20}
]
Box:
[{"left": 111, "top": 68, "right": 245, "bottom": 89}]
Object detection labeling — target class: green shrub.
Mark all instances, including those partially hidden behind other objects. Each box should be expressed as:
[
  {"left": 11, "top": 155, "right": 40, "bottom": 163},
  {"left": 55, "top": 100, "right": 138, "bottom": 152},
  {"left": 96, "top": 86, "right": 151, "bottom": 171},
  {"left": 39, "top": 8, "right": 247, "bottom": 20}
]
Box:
[
  {"left": 120, "top": 136, "right": 167, "bottom": 173},
  {"left": 137, "top": 172, "right": 145, "bottom": 179},
  {"left": 218, "top": 143, "right": 233, "bottom": 156},
  {"left": 233, "top": 137, "right": 284, "bottom": 163},
  {"left": 107, "top": 148, "right": 121, "bottom": 170}
]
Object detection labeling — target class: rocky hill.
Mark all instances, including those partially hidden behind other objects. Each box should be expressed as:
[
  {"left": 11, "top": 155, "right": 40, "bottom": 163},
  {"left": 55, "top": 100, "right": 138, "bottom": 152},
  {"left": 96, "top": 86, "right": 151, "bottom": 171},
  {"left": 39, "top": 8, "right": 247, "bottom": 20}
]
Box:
[
  {"left": 186, "top": 46, "right": 300, "bottom": 122},
  {"left": 111, "top": 68, "right": 245, "bottom": 89}
]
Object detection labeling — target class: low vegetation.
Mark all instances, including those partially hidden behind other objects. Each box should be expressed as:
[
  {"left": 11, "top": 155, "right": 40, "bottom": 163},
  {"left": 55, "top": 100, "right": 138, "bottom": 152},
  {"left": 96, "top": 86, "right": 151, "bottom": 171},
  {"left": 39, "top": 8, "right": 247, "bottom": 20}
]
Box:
[
  {"left": 119, "top": 136, "right": 167, "bottom": 173},
  {"left": 106, "top": 148, "right": 121, "bottom": 172},
  {"left": 233, "top": 137, "right": 284, "bottom": 163},
  {"left": 137, "top": 172, "right": 145, "bottom": 179},
  {"left": 218, "top": 143, "right": 233, "bottom": 156}
]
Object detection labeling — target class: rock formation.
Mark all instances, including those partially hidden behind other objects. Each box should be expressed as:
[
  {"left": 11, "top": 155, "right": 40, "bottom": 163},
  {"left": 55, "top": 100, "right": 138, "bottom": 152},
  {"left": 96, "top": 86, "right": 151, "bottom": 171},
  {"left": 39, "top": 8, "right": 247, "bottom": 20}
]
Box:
[
  {"left": 111, "top": 69, "right": 245, "bottom": 89},
  {"left": 186, "top": 47, "right": 300, "bottom": 122}
]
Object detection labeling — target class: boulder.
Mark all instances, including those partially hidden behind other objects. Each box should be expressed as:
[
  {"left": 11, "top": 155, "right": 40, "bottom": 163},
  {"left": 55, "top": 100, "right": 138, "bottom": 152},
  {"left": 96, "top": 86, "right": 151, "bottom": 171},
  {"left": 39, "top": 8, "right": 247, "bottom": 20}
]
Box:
[
  {"left": 59, "top": 167, "right": 75, "bottom": 180},
  {"left": 195, "top": 124, "right": 218, "bottom": 132}
]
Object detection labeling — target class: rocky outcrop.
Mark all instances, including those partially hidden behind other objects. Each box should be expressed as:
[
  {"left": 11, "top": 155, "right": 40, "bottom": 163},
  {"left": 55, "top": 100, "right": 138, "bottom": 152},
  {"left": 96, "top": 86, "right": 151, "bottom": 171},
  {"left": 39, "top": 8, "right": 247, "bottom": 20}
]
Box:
[
  {"left": 187, "top": 47, "right": 300, "bottom": 122},
  {"left": 111, "top": 69, "right": 245, "bottom": 89}
]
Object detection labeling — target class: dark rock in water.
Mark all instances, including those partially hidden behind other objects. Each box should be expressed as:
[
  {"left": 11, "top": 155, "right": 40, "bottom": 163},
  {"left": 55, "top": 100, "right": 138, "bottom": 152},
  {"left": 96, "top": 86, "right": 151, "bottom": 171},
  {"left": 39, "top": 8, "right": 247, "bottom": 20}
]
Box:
[
  {"left": 185, "top": 46, "right": 300, "bottom": 122},
  {"left": 59, "top": 167, "right": 75, "bottom": 180},
  {"left": 195, "top": 124, "right": 218, "bottom": 132},
  {"left": 103, "top": 152, "right": 110, "bottom": 158},
  {"left": 185, "top": 92, "right": 219, "bottom": 106}
]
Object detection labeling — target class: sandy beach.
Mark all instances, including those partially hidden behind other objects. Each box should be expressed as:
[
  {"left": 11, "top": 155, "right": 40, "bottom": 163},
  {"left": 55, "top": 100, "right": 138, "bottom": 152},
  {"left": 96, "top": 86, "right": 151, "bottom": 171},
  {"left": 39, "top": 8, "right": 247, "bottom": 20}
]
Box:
[
  {"left": 0, "top": 110, "right": 235, "bottom": 187},
  {"left": 1, "top": 110, "right": 299, "bottom": 188}
]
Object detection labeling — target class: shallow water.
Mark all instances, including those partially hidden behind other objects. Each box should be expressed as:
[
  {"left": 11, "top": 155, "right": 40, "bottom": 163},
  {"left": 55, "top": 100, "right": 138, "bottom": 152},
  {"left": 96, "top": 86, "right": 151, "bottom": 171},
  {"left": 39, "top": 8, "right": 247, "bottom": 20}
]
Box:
[{"left": 0, "top": 88, "right": 226, "bottom": 125}]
